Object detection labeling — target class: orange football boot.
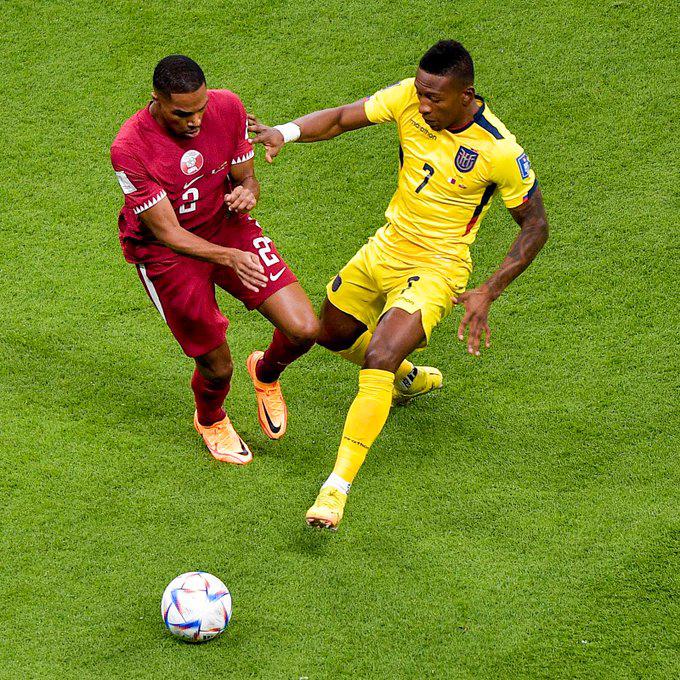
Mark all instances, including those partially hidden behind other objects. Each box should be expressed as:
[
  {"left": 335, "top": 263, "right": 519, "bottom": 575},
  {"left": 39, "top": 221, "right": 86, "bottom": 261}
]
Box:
[
  {"left": 246, "top": 350, "right": 288, "bottom": 440},
  {"left": 193, "top": 412, "right": 253, "bottom": 464}
]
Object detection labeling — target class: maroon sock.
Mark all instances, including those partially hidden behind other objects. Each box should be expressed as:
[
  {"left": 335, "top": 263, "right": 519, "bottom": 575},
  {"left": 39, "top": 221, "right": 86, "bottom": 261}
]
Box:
[
  {"left": 256, "top": 328, "right": 314, "bottom": 383},
  {"left": 191, "top": 368, "right": 230, "bottom": 426}
]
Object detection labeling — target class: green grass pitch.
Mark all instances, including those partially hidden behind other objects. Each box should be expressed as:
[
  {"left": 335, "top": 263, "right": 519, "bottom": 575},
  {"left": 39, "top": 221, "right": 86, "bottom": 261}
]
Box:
[{"left": 2, "top": 0, "right": 678, "bottom": 677}]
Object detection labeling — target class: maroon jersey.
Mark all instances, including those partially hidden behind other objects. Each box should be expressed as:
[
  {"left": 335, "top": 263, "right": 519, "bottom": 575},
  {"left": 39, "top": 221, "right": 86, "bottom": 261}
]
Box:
[{"left": 110, "top": 89, "right": 254, "bottom": 263}]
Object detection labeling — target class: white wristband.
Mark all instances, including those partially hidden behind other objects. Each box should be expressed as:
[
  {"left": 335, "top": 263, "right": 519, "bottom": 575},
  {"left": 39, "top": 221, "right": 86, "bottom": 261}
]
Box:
[{"left": 273, "top": 122, "right": 301, "bottom": 144}]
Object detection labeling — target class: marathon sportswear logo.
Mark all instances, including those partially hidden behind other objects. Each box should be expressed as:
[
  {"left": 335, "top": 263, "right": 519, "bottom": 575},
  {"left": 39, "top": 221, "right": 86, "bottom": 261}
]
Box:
[
  {"left": 455, "top": 146, "right": 479, "bottom": 173},
  {"left": 410, "top": 118, "right": 437, "bottom": 140},
  {"left": 115, "top": 170, "right": 137, "bottom": 195},
  {"left": 180, "top": 150, "right": 204, "bottom": 175}
]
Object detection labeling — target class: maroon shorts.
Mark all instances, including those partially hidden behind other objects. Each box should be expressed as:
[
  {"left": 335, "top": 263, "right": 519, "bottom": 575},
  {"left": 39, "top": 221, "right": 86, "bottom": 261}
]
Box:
[{"left": 135, "top": 216, "right": 297, "bottom": 357}]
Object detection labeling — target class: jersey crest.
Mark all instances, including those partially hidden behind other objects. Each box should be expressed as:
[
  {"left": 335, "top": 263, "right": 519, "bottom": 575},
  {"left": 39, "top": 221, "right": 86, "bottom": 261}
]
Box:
[
  {"left": 454, "top": 146, "right": 479, "bottom": 173},
  {"left": 180, "top": 150, "right": 204, "bottom": 175}
]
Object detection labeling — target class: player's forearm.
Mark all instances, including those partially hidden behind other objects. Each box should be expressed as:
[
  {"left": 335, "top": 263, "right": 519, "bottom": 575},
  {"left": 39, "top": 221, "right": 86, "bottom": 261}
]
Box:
[
  {"left": 236, "top": 174, "right": 260, "bottom": 201},
  {"left": 292, "top": 107, "right": 349, "bottom": 141},
  {"left": 482, "top": 195, "right": 548, "bottom": 301},
  {"left": 482, "top": 223, "right": 548, "bottom": 300},
  {"left": 140, "top": 203, "right": 233, "bottom": 266}
]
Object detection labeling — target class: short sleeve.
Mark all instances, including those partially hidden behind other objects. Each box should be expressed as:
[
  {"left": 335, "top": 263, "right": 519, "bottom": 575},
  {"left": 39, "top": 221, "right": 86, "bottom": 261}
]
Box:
[
  {"left": 110, "top": 144, "right": 167, "bottom": 215},
  {"left": 490, "top": 138, "right": 538, "bottom": 209},
  {"left": 364, "top": 78, "right": 413, "bottom": 124},
  {"left": 231, "top": 96, "right": 254, "bottom": 165}
]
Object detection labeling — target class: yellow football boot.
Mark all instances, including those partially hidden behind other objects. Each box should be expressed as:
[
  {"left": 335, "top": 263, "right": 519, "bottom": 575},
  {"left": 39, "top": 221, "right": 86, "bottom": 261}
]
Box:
[
  {"left": 393, "top": 366, "right": 443, "bottom": 406},
  {"left": 305, "top": 486, "right": 348, "bottom": 530},
  {"left": 193, "top": 412, "right": 253, "bottom": 465},
  {"left": 246, "top": 350, "right": 288, "bottom": 440}
]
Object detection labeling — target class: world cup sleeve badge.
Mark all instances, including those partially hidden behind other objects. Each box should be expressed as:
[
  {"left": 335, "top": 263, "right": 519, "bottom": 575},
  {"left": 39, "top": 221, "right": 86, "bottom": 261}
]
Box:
[
  {"left": 454, "top": 146, "right": 479, "bottom": 173},
  {"left": 516, "top": 153, "right": 531, "bottom": 179}
]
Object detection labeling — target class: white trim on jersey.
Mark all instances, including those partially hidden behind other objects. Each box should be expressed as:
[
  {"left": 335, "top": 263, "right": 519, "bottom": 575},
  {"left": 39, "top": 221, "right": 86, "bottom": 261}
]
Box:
[
  {"left": 132, "top": 190, "right": 167, "bottom": 215},
  {"left": 232, "top": 149, "right": 254, "bottom": 165},
  {"left": 137, "top": 264, "right": 167, "bottom": 321}
]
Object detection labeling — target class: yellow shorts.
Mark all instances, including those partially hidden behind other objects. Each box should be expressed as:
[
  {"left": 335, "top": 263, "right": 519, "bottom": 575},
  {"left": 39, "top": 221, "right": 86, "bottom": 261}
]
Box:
[{"left": 326, "top": 232, "right": 471, "bottom": 344}]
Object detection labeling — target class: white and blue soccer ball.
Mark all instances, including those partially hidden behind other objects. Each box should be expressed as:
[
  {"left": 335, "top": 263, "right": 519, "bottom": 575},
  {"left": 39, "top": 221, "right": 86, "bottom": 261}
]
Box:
[{"left": 161, "top": 571, "right": 232, "bottom": 642}]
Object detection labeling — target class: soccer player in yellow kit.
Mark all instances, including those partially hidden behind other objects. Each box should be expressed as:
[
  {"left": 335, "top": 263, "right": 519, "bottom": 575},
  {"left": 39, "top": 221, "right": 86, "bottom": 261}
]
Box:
[{"left": 250, "top": 40, "right": 549, "bottom": 529}]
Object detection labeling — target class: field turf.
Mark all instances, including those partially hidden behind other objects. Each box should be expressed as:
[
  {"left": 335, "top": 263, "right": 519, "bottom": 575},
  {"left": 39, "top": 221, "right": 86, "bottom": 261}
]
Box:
[{"left": 2, "top": 0, "right": 678, "bottom": 677}]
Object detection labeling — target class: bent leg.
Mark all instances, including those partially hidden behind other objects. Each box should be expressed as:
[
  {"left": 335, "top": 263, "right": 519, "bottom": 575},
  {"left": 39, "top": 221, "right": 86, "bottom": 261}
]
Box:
[
  {"left": 255, "top": 282, "right": 320, "bottom": 383},
  {"left": 319, "top": 296, "right": 421, "bottom": 385},
  {"left": 193, "top": 341, "right": 233, "bottom": 426},
  {"left": 332, "top": 309, "right": 426, "bottom": 480}
]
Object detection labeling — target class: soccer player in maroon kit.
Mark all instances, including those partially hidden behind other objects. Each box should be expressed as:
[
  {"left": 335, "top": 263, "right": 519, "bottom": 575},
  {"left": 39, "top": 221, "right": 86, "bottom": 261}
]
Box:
[{"left": 111, "top": 55, "right": 319, "bottom": 464}]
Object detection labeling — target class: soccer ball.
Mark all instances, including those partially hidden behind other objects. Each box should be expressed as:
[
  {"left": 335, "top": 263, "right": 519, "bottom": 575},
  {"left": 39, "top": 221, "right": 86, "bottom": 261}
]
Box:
[{"left": 161, "top": 571, "right": 232, "bottom": 642}]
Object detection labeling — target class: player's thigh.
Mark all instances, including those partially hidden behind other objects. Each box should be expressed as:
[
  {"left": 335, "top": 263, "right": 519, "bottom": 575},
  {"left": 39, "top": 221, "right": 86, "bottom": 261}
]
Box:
[
  {"left": 383, "top": 271, "right": 462, "bottom": 345},
  {"left": 257, "top": 282, "right": 319, "bottom": 344},
  {"left": 325, "top": 243, "right": 384, "bottom": 334},
  {"left": 317, "top": 297, "right": 368, "bottom": 351},
  {"left": 136, "top": 257, "right": 228, "bottom": 358},
  {"left": 213, "top": 217, "right": 298, "bottom": 310},
  {"left": 364, "top": 307, "right": 427, "bottom": 372}
]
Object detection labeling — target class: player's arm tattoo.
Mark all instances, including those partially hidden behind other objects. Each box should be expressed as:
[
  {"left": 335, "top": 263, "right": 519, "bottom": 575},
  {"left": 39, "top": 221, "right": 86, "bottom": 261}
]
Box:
[{"left": 483, "top": 188, "right": 549, "bottom": 300}]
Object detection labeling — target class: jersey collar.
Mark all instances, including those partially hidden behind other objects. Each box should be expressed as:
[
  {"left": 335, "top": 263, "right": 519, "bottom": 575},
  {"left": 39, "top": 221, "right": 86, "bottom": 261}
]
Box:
[{"left": 446, "top": 96, "right": 485, "bottom": 134}]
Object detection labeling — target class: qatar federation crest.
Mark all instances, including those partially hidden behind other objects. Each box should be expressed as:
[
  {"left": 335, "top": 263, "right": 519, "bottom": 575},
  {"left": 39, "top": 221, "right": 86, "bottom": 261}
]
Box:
[
  {"left": 180, "top": 150, "right": 204, "bottom": 176},
  {"left": 454, "top": 146, "right": 479, "bottom": 173}
]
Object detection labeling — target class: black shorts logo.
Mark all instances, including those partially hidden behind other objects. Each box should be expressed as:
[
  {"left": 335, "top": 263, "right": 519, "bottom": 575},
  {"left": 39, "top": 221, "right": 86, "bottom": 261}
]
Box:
[{"left": 332, "top": 275, "right": 342, "bottom": 292}]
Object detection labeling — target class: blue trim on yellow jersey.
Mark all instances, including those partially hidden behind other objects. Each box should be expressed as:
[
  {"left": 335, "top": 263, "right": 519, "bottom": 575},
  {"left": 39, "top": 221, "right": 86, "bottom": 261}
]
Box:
[
  {"left": 447, "top": 96, "right": 486, "bottom": 134},
  {"left": 464, "top": 182, "right": 497, "bottom": 235},
  {"left": 524, "top": 179, "right": 539, "bottom": 201},
  {"left": 476, "top": 115, "right": 504, "bottom": 140}
]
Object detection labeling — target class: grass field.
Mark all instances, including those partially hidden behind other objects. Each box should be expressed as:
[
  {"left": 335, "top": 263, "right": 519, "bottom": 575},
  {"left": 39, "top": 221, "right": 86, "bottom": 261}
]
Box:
[{"left": 2, "top": 0, "right": 678, "bottom": 677}]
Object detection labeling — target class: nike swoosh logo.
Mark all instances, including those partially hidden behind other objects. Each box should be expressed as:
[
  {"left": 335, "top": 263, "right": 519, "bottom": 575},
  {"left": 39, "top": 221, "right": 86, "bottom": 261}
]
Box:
[
  {"left": 262, "top": 404, "right": 281, "bottom": 433},
  {"left": 183, "top": 174, "right": 204, "bottom": 189},
  {"left": 269, "top": 268, "right": 286, "bottom": 281}
]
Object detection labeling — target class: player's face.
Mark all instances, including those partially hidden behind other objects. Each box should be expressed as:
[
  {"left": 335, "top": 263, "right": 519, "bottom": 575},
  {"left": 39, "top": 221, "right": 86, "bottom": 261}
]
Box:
[
  {"left": 414, "top": 69, "right": 474, "bottom": 132},
  {"left": 152, "top": 84, "right": 210, "bottom": 138}
]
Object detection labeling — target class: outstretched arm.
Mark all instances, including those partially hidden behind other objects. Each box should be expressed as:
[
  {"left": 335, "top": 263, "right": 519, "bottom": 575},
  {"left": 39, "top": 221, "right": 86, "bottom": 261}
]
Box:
[
  {"left": 248, "top": 99, "right": 372, "bottom": 163},
  {"left": 456, "top": 188, "right": 549, "bottom": 355}
]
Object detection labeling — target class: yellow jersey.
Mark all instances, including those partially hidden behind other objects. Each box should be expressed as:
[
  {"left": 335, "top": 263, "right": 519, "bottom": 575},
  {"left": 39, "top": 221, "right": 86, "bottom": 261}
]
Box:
[{"left": 364, "top": 78, "right": 537, "bottom": 265}]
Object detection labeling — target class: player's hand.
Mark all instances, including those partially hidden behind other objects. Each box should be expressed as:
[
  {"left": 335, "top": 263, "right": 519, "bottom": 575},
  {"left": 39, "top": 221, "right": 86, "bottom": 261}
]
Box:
[
  {"left": 454, "top": 287, "right": 493, "bottom": 356},
  {"left": 247, "top": 115, "right": 284, "bottom": 164},
  {"left": 222, "top": 248, "right": 268, "bottom": 293},
  {"left": 225, "top": 185, "right": 257, "bottom": 213}
]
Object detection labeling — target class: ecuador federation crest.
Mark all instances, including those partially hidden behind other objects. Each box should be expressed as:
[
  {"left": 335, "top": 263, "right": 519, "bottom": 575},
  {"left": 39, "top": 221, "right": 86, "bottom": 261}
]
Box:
[{"left": 454, "top": 146, "right": 479, "bottom": 173}]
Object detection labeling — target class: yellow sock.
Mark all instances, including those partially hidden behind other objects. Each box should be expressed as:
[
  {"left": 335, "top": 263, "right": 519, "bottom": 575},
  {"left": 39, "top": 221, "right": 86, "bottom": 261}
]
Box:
[
  {"left": 336, "top": 331, "right": 414, "bottom": 382},
  {"left": 331, "top": 368, "right": 394, "bottom": 484}
]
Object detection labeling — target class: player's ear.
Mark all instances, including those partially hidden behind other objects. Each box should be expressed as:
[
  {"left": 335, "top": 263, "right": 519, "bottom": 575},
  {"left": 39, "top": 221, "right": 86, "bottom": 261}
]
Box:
[{"left": 461, "top": 86, "right": 475, "bottom": 105}]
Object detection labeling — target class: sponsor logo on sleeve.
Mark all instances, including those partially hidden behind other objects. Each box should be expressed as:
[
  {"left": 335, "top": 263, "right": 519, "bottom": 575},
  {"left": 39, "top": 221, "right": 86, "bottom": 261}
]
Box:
[
  {"left": 180, "top": 150, "right": 204, "bottom": 176},
  {"left": 516, "top": 153, "right": 531, "bottom": 179},
  {"left": 454, "top": 146, "right": 479, "bottom": 173},
  {"left": 115, "top": 170, "right": 137, "bottom": 195}
]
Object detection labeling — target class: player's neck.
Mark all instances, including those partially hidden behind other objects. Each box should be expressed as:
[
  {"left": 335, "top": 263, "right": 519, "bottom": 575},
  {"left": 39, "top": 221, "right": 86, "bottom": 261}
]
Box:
[{"left": 447, "top": 100, "right": 481, "bottom": 133}]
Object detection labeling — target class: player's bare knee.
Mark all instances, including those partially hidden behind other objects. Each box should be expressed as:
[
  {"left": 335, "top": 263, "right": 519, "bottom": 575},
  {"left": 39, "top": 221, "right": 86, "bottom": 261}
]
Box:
[
  {"left": 363, "top": 344, "right": 401, "bottom": 373},
  {"left": 198, "top": 356, "right": 233, "bottom": 384},
  {"left": 286, "top": 316, "right": 320, "bottom": 348}
]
